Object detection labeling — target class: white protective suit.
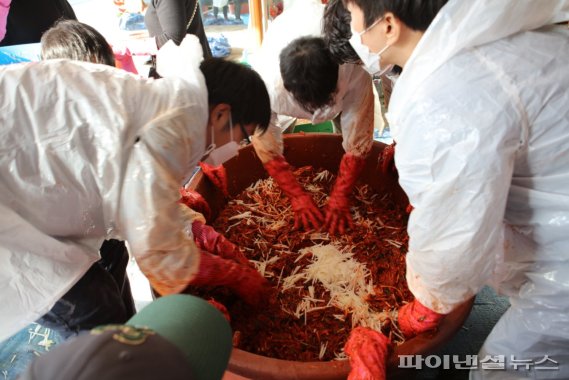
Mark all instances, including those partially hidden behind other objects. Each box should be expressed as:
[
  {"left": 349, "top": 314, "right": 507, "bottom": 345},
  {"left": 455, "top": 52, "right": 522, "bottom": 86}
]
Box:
[
  {"left": 387, "top": 0, "right": 569, "bottom": 378},
  {"left": 0, "top": 40, "right": 208, "bottom": 342},
  {"left": 250, "top": 0, "right": 379, "bottom": 164}
]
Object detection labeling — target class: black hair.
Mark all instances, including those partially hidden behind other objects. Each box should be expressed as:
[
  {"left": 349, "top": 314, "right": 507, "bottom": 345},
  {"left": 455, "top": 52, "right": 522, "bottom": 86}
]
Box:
[
  {"left": 279, "top": 37, "right": 339, "bottom": 114},
  {"left": 199, "top": 58, "right": 270, "bottom": 133},
  {"left": 322, "top": 0, "right": 361, "bottom": 65},
  {"left": 40, "top": 20, "right": 115, "bottom": 66},
  {"left": 343, "top": 0, "right": 448, "bottom": 31}
]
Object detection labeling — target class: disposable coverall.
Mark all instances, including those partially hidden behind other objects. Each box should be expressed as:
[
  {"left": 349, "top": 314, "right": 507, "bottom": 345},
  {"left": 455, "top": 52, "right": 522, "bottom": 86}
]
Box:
[
  {"left": 0, "top": 58, "right": 209, "bottom": 343},
  {"left": 385, "top": 0, "right": 569, "bottom": 378},
  {"left": 251, "top": 0, "right": 380, "bottom": 233}
]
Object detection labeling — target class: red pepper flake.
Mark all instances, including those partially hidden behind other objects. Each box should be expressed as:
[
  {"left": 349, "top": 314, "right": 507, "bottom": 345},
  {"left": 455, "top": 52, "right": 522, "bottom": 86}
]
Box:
[{"left": 185, "top": 167, "right": 412, "bottom": 361}]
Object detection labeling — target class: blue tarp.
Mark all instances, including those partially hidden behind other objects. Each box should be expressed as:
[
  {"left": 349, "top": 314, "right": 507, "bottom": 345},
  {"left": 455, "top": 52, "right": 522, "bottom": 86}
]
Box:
[
  {"left": 0, "top": 43, "right": 41, "bottom": 65},
  {"left": 207, "top": 34, "right": 231, "bottom": 58},
  {"left": 118, "top": 12, "right": 147, "bottom": 31}
]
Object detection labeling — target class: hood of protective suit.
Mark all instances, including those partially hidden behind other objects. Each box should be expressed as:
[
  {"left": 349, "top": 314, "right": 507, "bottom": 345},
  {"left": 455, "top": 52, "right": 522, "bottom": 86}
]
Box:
[
  {"left": 252, "top": 0, "right": 332, "bottom": 121},
  {"left": 251, "top": 0, "right": 324, "bottom": 76},
  {"left": 156, "top": 35, "right": 204, "bottom": 89},
  {"left": 388, "top": 0, "right": 569, "bottom": 126}
]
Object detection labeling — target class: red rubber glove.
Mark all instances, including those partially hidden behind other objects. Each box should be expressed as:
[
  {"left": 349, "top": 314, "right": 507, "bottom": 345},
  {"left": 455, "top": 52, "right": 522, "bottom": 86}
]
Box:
[
  {"left": 264, "top": 155, "right": 323, "bottom": 231},
  {"left": 179, "top": 188, "right": 212, "bottom": 222},
  {"left": 189, "top": 251, "right": 270, "bottom": 306},
  {"left": 344, "top": 327, "right": 389, "bottom": 380},
  {"left": 378, "top": 142, "right": 396, "bottom": 175},
  {"left": 191, "top": 221, "right": 250, "bottom": 266},
  {"left": 207, "top": 299, "right": 231, "bottom": 322},
  {"left": 324, "top": 152, "right": 366, "bottom": 235},
  {"left": 397, "top": 299, "right": 445, "bottom": 339},
  {"left": 199, "top": 161, "right": 229, "bottom": 198}
]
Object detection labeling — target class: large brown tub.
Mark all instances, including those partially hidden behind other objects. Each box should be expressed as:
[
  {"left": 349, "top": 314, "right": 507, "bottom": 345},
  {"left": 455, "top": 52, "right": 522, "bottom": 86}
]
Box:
[{"left": 187, "top": 133, "right": 474, "bottom": 379}]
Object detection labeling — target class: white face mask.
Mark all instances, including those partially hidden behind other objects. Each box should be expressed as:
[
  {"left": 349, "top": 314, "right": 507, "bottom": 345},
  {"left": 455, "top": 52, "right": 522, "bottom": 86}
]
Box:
[
  {"left": 202, "top": 114, "right": 240, "bottom": 166},
  {"left": 349, "top": 17, "right": 394, "bottom": 76}
]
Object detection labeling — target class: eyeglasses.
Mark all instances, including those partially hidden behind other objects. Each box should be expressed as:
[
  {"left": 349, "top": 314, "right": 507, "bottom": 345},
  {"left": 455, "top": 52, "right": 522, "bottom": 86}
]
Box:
[{"left": 238, "top": 123, "right": 253, "bottom": 146}]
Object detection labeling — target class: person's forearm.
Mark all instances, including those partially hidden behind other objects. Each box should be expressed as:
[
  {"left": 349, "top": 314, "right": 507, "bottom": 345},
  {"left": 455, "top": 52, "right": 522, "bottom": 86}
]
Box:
[{"left": 251, "top": 120, "right": 284, "bottom": 164}]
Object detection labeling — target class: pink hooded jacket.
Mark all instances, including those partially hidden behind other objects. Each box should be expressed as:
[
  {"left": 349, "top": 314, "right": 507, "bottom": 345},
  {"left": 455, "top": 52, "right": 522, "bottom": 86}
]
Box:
[{"left": 0, "top": 0, "right": 10, "bottom": 42}]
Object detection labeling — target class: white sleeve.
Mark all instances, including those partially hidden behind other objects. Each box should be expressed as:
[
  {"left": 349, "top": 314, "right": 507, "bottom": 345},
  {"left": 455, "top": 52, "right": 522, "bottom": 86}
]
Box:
[
  {"left": 338, "top": 66, "right": 375, "bottom": 157},
  {"left": 119, "top": 107, "right": 204, "bottom": 296},
  {"left": 396, "top": 69, "right": 523, "bottom": 314}
]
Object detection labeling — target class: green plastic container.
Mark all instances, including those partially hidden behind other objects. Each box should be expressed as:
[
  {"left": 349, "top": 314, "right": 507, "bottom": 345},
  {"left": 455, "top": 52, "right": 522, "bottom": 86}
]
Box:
[{"left": 292, "top": 120, "right": 334, "bottom": 134}]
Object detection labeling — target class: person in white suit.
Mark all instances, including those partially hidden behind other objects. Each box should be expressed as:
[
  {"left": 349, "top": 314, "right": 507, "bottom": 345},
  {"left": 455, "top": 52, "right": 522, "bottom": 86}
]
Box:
[
  {"left": 0, "top": 37, "right": 271, "bottom": 379},
  {"left": 250, "top": 0, "right": 383, "bottom": 236},
  {"left": 339, "top": 0, "right": 569, "bottom": 378}
]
